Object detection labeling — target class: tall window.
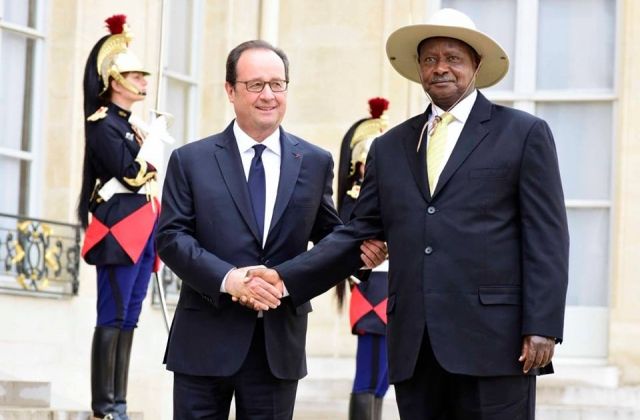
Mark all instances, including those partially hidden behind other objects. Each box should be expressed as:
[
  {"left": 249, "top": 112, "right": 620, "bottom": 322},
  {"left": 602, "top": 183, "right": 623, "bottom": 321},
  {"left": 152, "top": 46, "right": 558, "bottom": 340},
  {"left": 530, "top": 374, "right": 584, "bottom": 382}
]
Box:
[
  {"left": 161, "top": 0, "right": 202, "bottom": 156},
  {"left": 440, "top": 0, "right": 617, "bottom": 357},
  {"left": 0, "top": 0, "right": 45, "bottom": 216}
]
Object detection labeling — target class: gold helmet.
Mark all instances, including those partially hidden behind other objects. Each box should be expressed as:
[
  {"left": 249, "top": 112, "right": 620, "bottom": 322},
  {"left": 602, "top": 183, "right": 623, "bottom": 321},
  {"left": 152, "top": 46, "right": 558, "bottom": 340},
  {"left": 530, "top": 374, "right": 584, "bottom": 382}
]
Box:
[
  {"left": 337, "top": 97, "right": 390, "bottom": 206},
  {"left": 349, "top": 98, "right": 390, "bottom": 176},
  {"left": 96, "top": 15, "right": 150, "bottom": 96}
]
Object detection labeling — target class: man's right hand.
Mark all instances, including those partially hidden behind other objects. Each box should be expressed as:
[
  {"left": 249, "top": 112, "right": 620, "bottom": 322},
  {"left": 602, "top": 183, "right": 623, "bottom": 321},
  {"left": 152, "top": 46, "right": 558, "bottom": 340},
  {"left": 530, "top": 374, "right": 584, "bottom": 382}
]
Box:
[
  {"left": 226, "top": 267, "right": 282, "bottom": 311},
  {"left": 236, "top": 268, "right": 284, "bottom": 311}
]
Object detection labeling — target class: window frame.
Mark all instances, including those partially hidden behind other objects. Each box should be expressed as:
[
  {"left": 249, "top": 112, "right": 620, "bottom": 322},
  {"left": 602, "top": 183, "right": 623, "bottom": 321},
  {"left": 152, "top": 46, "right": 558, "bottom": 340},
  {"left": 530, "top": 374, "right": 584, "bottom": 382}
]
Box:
[
  {"left": 0, "top": 0, "right": 47, "bottom": 217},
  {"left": 160, "top": 0, "right": 203, "bottom": 146}
]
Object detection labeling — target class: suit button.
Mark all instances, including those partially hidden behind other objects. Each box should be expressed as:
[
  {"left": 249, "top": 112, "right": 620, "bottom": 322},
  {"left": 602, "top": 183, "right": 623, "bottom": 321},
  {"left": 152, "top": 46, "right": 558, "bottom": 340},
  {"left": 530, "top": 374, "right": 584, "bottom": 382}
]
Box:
[
  {"left": 424, "top": 246, "right": 433, "bottom": 255},
  {"left": 427, "top": 206, "right": 436, "bottom": 214}
]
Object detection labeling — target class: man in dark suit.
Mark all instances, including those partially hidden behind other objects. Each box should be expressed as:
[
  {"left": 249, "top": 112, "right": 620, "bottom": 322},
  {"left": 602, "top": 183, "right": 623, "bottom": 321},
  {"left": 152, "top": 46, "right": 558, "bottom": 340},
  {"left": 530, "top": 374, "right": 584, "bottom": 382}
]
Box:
[
  {"left": 155, "top": 40, "right": 385, "bottom": 419},
  {"left": 247, "top": 8, "right": 569, "bottom": 420}
]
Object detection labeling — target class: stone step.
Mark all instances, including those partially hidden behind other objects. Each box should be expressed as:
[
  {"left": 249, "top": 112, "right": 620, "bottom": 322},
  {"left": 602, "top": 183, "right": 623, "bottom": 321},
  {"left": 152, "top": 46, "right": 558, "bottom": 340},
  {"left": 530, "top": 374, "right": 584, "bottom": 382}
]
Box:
[
  {"left": 537, "top": 385, "right": 640, "bottom": 408},
  {"left": 0, "top": 381, "right": 50, "bottom": 408},
  {"left": 536, "top": 405, "right": 640, "bottom": 420},
  {"left": 0, "top": 410, "right": 143, "bottom": 420}
]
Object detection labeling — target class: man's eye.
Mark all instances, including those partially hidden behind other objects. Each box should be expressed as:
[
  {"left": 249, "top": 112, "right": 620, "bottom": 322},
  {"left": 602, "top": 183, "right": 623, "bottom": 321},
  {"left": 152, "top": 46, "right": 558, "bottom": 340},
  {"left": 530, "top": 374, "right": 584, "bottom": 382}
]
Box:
[{"left": 248, "top": 81, "right": 264, "bottom": 90}]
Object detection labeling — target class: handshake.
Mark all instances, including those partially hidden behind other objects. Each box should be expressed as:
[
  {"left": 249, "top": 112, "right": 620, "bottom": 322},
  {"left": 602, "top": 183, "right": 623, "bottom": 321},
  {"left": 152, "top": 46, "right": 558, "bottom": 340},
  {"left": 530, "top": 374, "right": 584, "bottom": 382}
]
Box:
[
  {"left": 225, "top": 239, "right": 388, "bottom": 311},
  {"left": 226, "top": 266, "right": 284, "bottom": 311}
]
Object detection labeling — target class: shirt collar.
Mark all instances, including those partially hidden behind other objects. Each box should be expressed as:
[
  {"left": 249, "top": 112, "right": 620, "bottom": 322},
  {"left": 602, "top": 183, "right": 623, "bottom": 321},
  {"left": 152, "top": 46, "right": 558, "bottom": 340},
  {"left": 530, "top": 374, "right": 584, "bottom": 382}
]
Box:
[
  {"left": 108, "top": 102, "right": 132, "bottom": 120},
  {"left": 233, "top": 121, "right": 281, "bottom": 156},
  {"left": 431, "top": 89, "right": 477, "bottom": 124}
]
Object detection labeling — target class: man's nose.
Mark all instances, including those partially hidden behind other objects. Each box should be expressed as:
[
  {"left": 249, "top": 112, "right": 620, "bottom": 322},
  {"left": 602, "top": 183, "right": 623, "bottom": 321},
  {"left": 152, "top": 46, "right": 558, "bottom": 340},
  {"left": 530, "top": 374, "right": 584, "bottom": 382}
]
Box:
[
  {"left": 259, "top": 84, "right": 276, "bottom": 99},
  {"left": 433, "top": 58, "right": 449, "bottom": 74}
]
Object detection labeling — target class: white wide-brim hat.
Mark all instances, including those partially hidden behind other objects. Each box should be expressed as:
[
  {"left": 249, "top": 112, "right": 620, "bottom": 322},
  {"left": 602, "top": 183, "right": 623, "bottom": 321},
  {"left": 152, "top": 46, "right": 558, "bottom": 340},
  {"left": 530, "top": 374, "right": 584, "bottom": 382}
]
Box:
[{"left": 386, "top": 8, "right": 509, "bottom": 88}]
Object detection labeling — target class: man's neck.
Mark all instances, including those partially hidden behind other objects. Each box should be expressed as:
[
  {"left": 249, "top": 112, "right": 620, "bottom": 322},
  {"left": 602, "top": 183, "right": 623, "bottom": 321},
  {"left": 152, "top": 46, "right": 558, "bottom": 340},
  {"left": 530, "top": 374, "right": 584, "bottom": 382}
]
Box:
[{"left": 110, "top": 96, "right": 134, "bottom": 111}]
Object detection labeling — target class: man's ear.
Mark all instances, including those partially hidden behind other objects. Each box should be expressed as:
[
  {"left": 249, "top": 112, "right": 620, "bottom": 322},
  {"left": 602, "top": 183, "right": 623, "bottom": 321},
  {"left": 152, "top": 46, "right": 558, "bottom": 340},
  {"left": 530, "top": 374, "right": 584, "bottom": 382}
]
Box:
[
  {"left": 224, "top": 82, "right": 235, "bottom": 103},
  {"left": 110, "top": 78, "right": 122, "bottom": 94}
]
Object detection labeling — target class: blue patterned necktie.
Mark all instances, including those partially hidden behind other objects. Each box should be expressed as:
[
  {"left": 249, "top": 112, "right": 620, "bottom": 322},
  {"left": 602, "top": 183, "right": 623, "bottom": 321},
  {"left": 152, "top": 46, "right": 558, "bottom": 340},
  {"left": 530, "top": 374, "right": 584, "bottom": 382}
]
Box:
[{"left": 248, "top": 144, "right": 267, "bottom": 239}]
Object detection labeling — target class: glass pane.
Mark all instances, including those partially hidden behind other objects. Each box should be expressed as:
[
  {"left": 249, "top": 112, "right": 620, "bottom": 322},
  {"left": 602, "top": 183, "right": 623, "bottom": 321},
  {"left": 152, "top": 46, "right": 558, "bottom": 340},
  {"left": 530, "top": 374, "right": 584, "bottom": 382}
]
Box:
[
  {"left": 0, "top": 156, "right": 21, "bottom": 214},
  {"left": 3, "top": 0, "right": 37, "bottom": 27},
  {"left": 442, "top": 0, "right": 516, "bottom": 90},
  {"left": 167, "top": 0, "right": 193, "bottom": 75},
  {"left": 537, "top": 0, "right": 615, "bottom": 90},
  {"left": 0, "top": 32, "right": 35, "bottom": 152},
  {"left": 165, "top": 77, "right": 189, "bottom": 146},
  {"left": 566, "top": 208, "right": 609, "bottom": 306},
  {"left": 536, "top": 102, "right": 611, "bottom": 201}
]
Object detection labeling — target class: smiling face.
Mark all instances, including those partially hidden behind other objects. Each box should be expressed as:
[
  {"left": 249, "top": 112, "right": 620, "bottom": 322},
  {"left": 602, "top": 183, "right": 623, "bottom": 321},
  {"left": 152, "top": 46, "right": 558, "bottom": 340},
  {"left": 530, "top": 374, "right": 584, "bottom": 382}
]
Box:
[
  {"left": 225, "top": 48, "right": 288, "bottom": 142},
  {"left": 417, "top": 37, "right": 479, "bottom": 110}
]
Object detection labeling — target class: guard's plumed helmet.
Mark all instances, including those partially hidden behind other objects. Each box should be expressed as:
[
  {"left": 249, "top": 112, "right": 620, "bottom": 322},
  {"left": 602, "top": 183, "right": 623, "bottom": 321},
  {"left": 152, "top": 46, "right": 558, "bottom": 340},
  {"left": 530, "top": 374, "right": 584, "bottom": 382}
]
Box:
[
  {"left": 83, "top": 14, "right": 150, "bottom": 118},
  {"left": 96, "top": 14, "right": 150, "bottom": 95},
  {"left": 349, "top": 98, "right": 390, "bottom": 176},
  {"left": 336, "top": 98, "right": 390, "bottom": 211}
]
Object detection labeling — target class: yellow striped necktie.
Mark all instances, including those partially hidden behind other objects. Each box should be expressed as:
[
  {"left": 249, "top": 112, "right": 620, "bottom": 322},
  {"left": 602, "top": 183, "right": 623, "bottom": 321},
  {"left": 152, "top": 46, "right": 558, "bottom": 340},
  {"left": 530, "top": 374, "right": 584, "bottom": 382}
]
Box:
[{"left": 427, "top": 112, "right": 454, "bottom": 194}]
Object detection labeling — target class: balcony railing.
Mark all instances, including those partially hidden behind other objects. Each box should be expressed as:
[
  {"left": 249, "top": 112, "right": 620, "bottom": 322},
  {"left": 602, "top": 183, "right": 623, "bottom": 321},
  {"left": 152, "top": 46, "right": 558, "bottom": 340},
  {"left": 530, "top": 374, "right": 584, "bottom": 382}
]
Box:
[{"left": 0, "top": 213, "right": 81, "bottom": 297}]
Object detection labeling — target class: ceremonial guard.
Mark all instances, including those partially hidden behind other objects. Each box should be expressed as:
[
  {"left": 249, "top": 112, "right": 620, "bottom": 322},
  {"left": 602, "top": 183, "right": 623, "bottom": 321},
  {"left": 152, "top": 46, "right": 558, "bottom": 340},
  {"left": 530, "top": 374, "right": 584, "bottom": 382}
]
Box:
[
  {"left": 336, "top": 98, "right": 391, "bottom": 420},
  {"left": 77, "top": 15, "right": 163, "bottom": 420}
]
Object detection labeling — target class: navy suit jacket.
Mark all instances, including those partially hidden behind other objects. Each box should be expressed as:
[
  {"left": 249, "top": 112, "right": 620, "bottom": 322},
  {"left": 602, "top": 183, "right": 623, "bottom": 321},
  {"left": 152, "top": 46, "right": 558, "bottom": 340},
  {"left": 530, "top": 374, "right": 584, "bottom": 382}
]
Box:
[
  {"left": 276, "top": 92, "right": 569, "bottom": 383},
  {"left": 156, "top": 122, "right": 342, "bottom": 380}
]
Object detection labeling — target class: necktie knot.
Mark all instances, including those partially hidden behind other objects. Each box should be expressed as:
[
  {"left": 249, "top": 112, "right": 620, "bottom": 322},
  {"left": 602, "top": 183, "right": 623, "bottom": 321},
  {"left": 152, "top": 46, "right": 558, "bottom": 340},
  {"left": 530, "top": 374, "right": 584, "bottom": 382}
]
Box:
[
  {"left": 253, "top": 144, "right": 266, "bottom": 159},
  {"left": 433, "top": 112, "right": 454, "bottom": 132}
]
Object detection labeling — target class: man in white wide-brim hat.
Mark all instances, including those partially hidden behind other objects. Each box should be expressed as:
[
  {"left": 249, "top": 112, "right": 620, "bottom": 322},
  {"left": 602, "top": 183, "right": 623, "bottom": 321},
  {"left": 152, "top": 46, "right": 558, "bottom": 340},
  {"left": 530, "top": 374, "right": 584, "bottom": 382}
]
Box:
[{"left": 246, "top": 8, "right": 569, "bottom": 420}]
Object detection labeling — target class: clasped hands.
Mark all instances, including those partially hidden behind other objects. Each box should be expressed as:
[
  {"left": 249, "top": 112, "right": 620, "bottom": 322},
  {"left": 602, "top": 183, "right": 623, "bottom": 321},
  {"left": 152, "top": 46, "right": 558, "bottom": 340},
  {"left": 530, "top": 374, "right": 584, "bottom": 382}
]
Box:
[{"left": 227, "top": 239, "right": 388, "bottom": 311}]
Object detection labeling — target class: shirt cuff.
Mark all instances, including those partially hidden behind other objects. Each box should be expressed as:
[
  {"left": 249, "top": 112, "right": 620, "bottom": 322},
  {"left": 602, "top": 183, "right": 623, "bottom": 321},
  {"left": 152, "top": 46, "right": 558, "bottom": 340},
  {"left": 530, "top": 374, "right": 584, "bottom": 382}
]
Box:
[{"left": 220, "top": 267, "right": 236, "bottom": 293}]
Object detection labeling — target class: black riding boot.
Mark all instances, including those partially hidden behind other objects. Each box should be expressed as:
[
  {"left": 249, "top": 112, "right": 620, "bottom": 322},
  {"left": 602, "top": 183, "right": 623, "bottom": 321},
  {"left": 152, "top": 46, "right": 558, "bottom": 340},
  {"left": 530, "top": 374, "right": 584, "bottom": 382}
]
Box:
[
  {"left": 91, "top": 326, "right": 120, "bottom": 419},
  {"left": 373, "top": 396, "right": 383, "bottom": 420},
  {"left": 349, "top": 392, "right": 376, "bottom": 420},
  {"left": 114, "top": 329, "right": 134, "bottom": 420}
]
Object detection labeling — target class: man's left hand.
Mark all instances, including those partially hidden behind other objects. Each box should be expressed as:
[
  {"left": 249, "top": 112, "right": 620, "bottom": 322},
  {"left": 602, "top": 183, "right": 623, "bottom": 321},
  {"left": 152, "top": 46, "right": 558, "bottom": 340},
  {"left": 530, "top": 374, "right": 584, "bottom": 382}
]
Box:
[
  {"left": 519, "top": 335, "right": 555, "bottom": 373},
  {"left": 360, "top": 239, "right": 387, "bottom": 269}
]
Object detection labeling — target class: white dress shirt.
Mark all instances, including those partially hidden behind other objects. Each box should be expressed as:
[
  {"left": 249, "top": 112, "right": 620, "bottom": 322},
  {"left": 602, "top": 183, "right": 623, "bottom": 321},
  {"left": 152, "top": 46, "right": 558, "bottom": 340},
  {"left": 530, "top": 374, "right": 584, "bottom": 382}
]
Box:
[
  {"left": 220, "top": 122, "right": 281, "bottom": 295},
  {"left": 233, "top": 122, "right": 281, "bottom": 246},
  {"left": 426, "top": 89, "right": 477, "bottom": 189}
]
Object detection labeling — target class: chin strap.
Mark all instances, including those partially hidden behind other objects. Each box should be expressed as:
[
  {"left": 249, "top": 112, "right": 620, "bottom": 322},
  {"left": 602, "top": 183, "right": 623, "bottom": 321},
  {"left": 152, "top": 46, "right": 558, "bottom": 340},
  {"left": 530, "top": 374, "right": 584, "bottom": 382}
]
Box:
[{"left": 110, "top": 67, "right": 146, "bottom": 96}]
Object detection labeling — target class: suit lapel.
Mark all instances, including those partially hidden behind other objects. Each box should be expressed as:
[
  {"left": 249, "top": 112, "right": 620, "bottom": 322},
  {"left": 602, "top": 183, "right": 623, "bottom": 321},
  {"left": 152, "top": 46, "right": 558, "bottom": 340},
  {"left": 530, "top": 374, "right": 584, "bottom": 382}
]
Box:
[
  {"left": 267, "top": 130, "right": 302, "bottom": 242},
  {"left": 432, "top": 92, "right": 492, "bottom": 197},
  {"left": 213, "top": 123, "right": 262, "bottom": 243},
  {"left": 402, "top": 110, "right": 431, "bottom": 203}
]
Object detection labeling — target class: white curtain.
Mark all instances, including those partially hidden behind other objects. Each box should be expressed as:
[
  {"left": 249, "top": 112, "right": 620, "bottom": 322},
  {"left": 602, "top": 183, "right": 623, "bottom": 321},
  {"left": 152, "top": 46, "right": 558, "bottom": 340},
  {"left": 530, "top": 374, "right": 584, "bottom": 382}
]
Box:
[
  {"left": 537, "top": 0, "right": 615, "bottom": 90},
  {"left": 0, "top": 0, "right": 30, "bottom": 215}
]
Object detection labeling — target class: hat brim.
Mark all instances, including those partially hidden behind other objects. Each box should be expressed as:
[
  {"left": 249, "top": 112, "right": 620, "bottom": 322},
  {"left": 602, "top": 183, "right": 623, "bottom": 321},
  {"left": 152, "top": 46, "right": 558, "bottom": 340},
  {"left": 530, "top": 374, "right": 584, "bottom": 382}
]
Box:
[{"left": 386, "top": 24, "right": 509, "bottom": 88}]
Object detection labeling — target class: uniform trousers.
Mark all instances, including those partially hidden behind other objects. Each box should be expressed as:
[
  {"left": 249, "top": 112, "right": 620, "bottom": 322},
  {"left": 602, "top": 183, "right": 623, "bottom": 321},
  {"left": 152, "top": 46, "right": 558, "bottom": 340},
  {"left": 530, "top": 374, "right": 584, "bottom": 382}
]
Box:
[{"left": 96, "top": 231, "right": 155, "bottom": 329}]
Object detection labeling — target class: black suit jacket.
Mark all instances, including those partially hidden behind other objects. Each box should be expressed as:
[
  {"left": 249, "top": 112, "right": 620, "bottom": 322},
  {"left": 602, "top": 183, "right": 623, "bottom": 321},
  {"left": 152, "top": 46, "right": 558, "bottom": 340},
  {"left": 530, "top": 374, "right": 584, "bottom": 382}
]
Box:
[
  {"left": 156, "top": 122, "right": 342, "bottom": 380},
  {"left": 276, "top": 92, "right": 569, "bottom": 383}
]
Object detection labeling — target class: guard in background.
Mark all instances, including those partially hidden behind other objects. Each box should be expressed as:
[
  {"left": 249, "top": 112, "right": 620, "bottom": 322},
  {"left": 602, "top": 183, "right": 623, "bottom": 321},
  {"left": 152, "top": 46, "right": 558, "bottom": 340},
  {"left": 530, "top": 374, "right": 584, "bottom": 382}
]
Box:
[
  {"left": 77, "top": 15, "right": 162, "bottom": 420},
  {"left": 336, "top": 98, "right": 391, "bottom": 420}
]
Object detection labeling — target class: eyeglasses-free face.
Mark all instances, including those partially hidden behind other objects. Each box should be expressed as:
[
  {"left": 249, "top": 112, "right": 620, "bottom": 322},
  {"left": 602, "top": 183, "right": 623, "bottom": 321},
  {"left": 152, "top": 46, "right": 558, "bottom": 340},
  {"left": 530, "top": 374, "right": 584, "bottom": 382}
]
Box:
[{"left": 235, "top": 79, "right": 289, "bottom": 93}]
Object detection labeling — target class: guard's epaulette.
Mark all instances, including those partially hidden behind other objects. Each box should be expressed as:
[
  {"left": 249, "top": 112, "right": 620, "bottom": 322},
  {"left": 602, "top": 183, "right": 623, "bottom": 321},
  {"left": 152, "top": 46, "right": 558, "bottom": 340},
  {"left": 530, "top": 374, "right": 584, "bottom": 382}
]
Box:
[{"left": 87, "top": 106, "right": 108, "bottom": 122}]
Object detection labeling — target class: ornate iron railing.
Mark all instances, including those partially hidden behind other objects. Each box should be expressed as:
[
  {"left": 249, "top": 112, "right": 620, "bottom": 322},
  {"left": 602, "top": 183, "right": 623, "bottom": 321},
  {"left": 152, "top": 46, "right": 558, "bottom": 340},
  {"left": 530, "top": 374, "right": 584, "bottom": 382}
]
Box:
[{"left": 0, "top": 213, "right": 81, "bottom": 297}]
